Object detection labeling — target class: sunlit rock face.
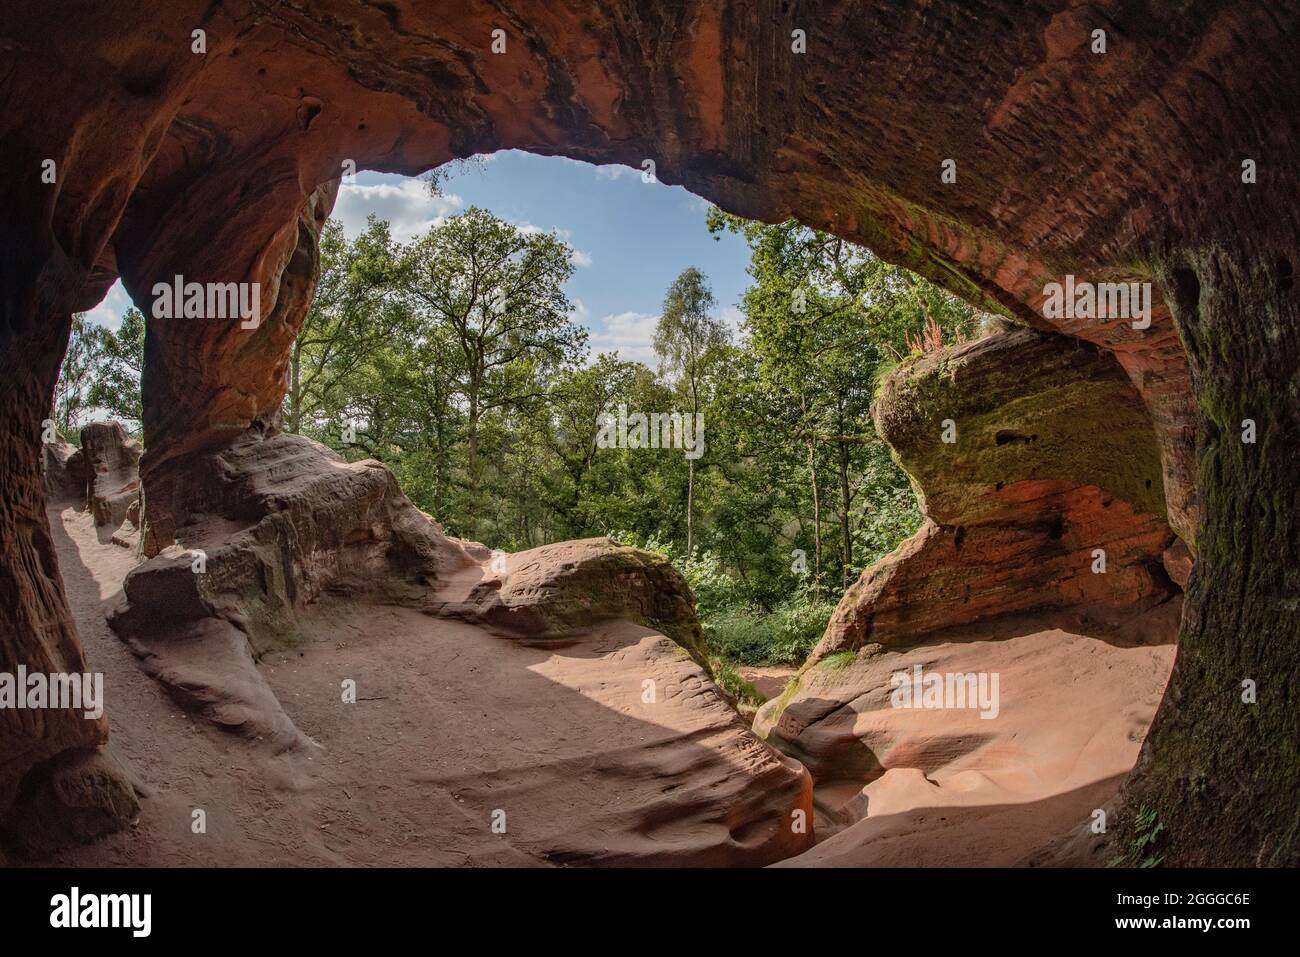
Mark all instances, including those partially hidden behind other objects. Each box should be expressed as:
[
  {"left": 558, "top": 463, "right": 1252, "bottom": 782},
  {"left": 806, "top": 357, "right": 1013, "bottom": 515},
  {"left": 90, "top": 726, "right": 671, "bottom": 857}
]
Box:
[
  {"left": 42, "top": 434, "right": 86, "bottom": 503},
  {"left": 1, "top": 2, "right": 1297, "bottom": 863},
  {"left": 79, "top": 421, "right": 142, "bottom": 536},
  {"left": 817, "top": 328, "right": 1175, "bottom": 656},
  {"left": 102, "top": 429, "right": 812, "bottom": 867}
]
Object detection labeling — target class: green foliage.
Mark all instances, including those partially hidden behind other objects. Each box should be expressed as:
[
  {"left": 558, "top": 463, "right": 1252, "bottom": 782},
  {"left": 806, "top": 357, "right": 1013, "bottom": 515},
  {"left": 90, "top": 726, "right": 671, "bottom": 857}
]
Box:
[
  {"left": 1108, "top": 804, "right": 1166, "bottom": 868},
  {"left": 88, "top": 308, "right": 145, "bottom": 427},
  {"left": 285, "top": 204, "right": 965, "bottom": 669},
  {"left": 52, "top": 311, "right": 144, "bottom": 440},
  {"left": 818, "top": 650, "right": 858, "bottom": 670},
  {"left": 703, "top": 595, "right": 837, "bottom": 667},
  {"left": 708, "top": 658, "right": 765, "bottom": 710},
  {"left": 52, "top": 315, "right": 104, "bottom": 439}
]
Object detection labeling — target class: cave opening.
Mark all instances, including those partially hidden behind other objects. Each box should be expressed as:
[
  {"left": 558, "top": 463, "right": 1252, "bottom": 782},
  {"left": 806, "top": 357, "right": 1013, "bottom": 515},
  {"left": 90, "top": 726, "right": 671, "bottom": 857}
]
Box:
[
  {"left": 2, "top": 1, "right": 1296, "bottom": 870},
  {"left": 27, "top": 147, "right": 1188, "bottom": 868}
]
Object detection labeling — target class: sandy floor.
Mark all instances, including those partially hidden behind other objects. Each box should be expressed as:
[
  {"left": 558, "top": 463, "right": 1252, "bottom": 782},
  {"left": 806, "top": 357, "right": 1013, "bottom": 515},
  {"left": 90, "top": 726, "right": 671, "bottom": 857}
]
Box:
[
  {"left": 42, "top": 503, "right": 1176, "bottom": 867},
  {"left": 773, "top": 602, "right": 1179, "bottom": 866},
  {"left": 45, "top": 505, "right": 806, "bottom": 866},
  {"left": 738, "top": 665, "right": 797, "bottom": 701}
]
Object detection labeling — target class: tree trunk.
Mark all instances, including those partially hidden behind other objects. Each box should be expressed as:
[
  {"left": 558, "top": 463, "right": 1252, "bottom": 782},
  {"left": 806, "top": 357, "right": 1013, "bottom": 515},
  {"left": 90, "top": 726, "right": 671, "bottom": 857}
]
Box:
[
  {"left": 838, "top": 437, "right": 852, "bottom": 590},
  {"left": 808, "top": 438, "right": 822, "bottom": 590},
  {"left": 687, "top": 457, "right": 695, "bottom": 555},
  {"left": 288, "top": 340, "right": 301, "bottom": 434}
]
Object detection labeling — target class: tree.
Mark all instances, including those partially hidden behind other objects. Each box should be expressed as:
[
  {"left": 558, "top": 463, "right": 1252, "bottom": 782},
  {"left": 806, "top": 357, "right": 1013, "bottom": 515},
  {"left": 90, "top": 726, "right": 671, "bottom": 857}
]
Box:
[
  {"left": 403, "top": 207, "right": 586, "bottom": 535},
  {"left": 654, "top": 267, "right": 730, "bottom": 555},
  {"left": 531, "top": 354, "right": 641, "bottom": 538},
  {"left": 708, "top": 211, "right": 980, "bottom": 591},
  {"left": 52, "top": 314, "right": 105, "bottom": 439},
  {"left": 287, "top": 217, "right": 408, "bottom": 436},
  {"left": 88, "top": 307, "right": 145, "bottom": 427}
]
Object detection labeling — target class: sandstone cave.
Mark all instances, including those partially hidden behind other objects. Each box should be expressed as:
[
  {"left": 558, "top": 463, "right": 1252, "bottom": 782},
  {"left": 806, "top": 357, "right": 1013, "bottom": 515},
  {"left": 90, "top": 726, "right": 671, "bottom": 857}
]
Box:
[{"left": 0, "top": 0, "right": 1297, "bottom": 875}]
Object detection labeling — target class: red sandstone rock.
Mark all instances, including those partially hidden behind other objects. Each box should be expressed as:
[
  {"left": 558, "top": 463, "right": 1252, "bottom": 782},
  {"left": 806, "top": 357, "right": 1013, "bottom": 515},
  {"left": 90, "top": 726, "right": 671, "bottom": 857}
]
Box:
[
  {"left": 754, "top": 329, "right": 1182, "bottom": 845},
  {"left": 78, "top": 421, "right": 142, "bottom": 535},
  {"left": 107, "top": 427, "right": 477, "bottom": 745},
  {"left": 0, "top": 746, "right": 141, "bottom": 859},
  {"left": 42, "top": 434, "right": 86, "bottom": 503},
  {"left": 817, "top": 329, "right": 1176, "bottom": 656},
  {"left": 767, "top": 602, "right": 1179, "bottom": 866},
  {"left": 437, "top": 538, "right": 706, "bottom": 662},
  {"left": 102, "top": 428, "right": 810, "bottom": 864},
  {"left": 1162, "top": 539, "right": 1194, "bottom": 590}
]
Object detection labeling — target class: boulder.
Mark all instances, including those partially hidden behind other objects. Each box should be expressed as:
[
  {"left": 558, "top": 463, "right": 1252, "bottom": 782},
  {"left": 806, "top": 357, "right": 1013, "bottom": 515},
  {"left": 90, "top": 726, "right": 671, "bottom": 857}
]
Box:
[
  {"left": 437, "top": 537, "right": 707, "bottom": 663},
  {"left": 755, "top": 329, "right": 1182, "bottom": 833},
  {"left": 0, "top": 747, "right": 141, "bottom": 859},
  {"left": 816, "top": 328, "right": 1176, "bottom": 657},
  {"left": 105, "top": 427, "right": 811, "bottom": 866},
  {"left": 108, "top": 427, "right": 478, "bottom": 745}
]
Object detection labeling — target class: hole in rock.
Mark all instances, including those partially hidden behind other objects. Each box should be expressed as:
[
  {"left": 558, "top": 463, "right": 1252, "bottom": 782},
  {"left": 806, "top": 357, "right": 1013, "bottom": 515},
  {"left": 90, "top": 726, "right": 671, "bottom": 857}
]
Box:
[
  {"left": 995, "top": 430, "right": 1038, "bottom": 445},
  {"left": 1171, "top": 267, "right": 1201, "bottom": 320}
]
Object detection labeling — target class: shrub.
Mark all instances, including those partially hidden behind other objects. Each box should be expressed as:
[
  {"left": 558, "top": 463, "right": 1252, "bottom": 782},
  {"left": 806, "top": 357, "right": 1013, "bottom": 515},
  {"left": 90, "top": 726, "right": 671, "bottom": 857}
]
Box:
[{"left": 704, "top": 595, "right": 836, "bottom": 667}]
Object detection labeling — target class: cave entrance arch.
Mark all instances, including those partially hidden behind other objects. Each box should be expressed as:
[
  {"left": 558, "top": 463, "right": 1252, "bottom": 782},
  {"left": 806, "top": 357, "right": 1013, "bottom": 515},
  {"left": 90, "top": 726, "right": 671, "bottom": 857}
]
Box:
[{"left": 2, "top": 1, "right": 1296, "bottom": 864}]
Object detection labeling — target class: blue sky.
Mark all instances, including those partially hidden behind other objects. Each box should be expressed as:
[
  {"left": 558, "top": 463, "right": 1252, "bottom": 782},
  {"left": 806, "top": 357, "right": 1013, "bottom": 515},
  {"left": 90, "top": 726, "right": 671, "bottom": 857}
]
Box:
[{"left": 87, "top": 150, "right": 754, "bottom": 366}]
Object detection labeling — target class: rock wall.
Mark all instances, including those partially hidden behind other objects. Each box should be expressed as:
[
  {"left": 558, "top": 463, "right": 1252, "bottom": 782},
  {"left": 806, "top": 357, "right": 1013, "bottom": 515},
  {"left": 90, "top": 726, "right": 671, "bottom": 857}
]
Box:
[
  {"left": 101, "top": 428, "right": 813, "bottom": 865},
  {"left": 1, "top": 1, "right": 1297, "bottom": 862},
  {"left": 107, "top": 427, "right": 480, "bottom": 746},
  {"left": 42, "top": 434, "right": 85, "bottom": 503}
]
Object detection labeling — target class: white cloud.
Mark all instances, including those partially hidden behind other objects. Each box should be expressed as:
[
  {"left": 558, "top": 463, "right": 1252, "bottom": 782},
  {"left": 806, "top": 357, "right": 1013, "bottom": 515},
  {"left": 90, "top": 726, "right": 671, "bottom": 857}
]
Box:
[
  {"left": 82, "top": 279, "right": 132, "bottom": 330},
  {"left": 513, "top": 220, "right": 574, "bottom": 240},
  {"left": 589, "top": 310, "right": 660, "bottom": 364},
  {"left": 595, "top": 164, "right": 638, "bottom": 181},
  {"left": 549, "top": 155, "right": 636, "bottom": 181},
  {"left": 508, "top": 220, "right": 589, "bottom": 267},
  {"left": 721, "top": 305, "right": 745, "bottom": 334},
  {"left": 333, "top": 179, "right": 463, "bottom": 243}
]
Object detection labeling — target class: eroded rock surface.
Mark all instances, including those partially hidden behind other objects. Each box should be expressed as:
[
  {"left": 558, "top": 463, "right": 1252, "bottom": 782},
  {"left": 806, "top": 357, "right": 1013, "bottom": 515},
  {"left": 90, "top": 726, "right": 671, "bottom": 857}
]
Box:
[
  {"left": 42, "top": 434, "right": 86, "bottom": 503},
  {"left": 769, "top": 601, "right": 1178, "bottom": 866},
  {"left": 755, "top": 329, "right": 1181, "bottom": 852},
  {"left": 817, "top": 328, "right": 1176, "bottom": 657},
  {"left": 79, "top": 421, "right": 142, "bottom": 539},
  {"left": 0, "top": 746, "right": 141, "bottom": 859},
  {"left": 93, "top": 428, "right": 810, "bottom": 865},
  {"left": 107, "top": 427, "right": 477, "bottom": 745},
  {"left": 437, "top": 538, "right": 707, "bottom": 663}
]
